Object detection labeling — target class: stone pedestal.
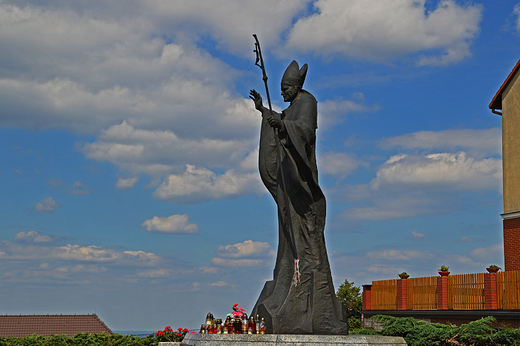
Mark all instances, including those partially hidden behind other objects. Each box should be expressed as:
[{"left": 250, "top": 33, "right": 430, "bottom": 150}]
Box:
[{"left": 178, "top": 333, "right": 407, "bottom": 346}]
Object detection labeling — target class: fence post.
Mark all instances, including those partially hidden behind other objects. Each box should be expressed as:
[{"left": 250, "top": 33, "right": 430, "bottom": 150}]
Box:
[
  {"left": 484, "top": 272, "right": 498, "bottom": 309},
  {"left": 397, "top": 276, "right": 408, "bottom": 310},
  {"left": 436, "top": 274, "right": 449, "bottom": 310},
  {"left": 362, "top": 284, "right": 372, "bottom": 310}
]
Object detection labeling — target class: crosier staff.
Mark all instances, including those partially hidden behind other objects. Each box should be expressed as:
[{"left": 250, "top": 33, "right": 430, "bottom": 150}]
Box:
[{"left": 251, "top": 34, "right": 300, "bottom": 284}]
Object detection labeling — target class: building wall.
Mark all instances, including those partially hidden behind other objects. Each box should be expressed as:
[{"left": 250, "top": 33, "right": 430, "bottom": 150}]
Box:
[{"left": 502, "top": 70, "right": 520, "bottom": 214}]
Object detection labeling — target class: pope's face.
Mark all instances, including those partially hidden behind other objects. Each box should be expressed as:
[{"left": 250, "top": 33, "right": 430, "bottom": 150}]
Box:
[{"left": 281, "top": 83, "right": 298, "bottom": 103}]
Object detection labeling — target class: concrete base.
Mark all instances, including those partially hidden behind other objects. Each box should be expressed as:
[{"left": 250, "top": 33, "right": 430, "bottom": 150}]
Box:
[{"left": 178, "top": 333, "right": 407, "bottom": 346}]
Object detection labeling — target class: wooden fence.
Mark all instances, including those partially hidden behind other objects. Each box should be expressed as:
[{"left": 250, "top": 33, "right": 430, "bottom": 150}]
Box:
[
  {"left": 497, "top": 270, "right": 520, "bottom": 309},
  {"left": 407, "top": 276, "right": 437, "bottom": 310},
  {"left": 448, "top": 273, "right": 485, "bottom": 310},
  {"left": 365, "top": 270, "right": 520, "bottom": 311},
  {"left": 371, "top": 279, "right": 398, "bottom": 310}
]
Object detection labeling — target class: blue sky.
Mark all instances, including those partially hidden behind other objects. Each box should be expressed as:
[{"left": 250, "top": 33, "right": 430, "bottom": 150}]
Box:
[{"left": 0, "top": 0, "right": 516, "bottom": 332}]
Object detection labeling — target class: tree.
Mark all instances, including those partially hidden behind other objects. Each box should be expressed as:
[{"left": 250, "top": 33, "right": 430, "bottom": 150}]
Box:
[{"left": 336, "top": 279, "right": 363, "bottom": 329}]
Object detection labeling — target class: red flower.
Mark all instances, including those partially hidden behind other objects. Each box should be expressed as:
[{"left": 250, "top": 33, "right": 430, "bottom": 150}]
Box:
[
  {"left": 233, "top": 303, "right": 239, "bottom": 307},
  {"left": 183, "top": 328, "right": 189, "bottom": 333},
  {"left": 178, "top": 327, "right": 183, "bottom": 331}
]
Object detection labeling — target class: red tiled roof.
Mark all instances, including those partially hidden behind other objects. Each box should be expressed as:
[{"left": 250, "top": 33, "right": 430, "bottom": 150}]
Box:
[
  {"left": 0, "top": 314, "right": 113, "bottom": 338},
  {"left": 489, "top": 59, "right": 520, "bottom": 112}
]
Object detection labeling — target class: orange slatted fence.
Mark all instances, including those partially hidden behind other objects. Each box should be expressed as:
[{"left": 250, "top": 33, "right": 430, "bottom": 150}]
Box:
[
  {"left": 407, "top": 276, "right": 437, "bottom": 310},
  {"left": 372, "top": 279, "right": 398, "bottom": 310},
  {"left": 497, "top": 270, "right": 520, "bottom": 309},
  {"left": 448, "top": 273, "right": 485, "bottom": 310}
]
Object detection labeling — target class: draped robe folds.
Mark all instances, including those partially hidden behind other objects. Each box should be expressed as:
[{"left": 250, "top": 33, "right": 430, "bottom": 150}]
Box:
[{"left": 251, "top": 90, "right": 348, "bottom": 335}]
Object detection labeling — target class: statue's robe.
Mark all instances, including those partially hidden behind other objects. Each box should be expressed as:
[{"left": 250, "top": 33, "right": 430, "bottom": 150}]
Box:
[{"left": 252, "top": 90, "right": 348, "bottom": 335}]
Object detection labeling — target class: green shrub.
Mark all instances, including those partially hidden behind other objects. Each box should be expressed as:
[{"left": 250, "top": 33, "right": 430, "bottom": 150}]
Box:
[
  {"left": 370, "top": 315, "right": 520, "bottom": 346},
  {"left": 0, "top": 333, "right": 157, "bottom": 346}
]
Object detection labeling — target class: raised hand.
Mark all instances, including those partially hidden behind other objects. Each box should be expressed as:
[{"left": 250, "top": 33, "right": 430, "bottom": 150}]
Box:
[{"left": 249, "top": 89, "right": 263, "bottom": 111}]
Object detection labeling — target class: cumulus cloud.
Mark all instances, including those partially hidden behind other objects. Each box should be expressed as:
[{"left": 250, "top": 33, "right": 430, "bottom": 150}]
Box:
[
  {"left": 342, "top": 192, "right": 454, "bottom": 221},
  {"left": 336, "top": 127, "right": 503, "bottom": 221},
  {"left": 0, "top": 2, "right": 267, "bottom": 204},
  {"left": 216, "top": 240, "right": 274, "bottom": 258},
  {"left": 366, "top": 249, "right": 435, "bottom": 261},
  {"left": 141, "top": 214, "right": 200, "bottom": 234},
  {"left": 210, "top": 280, "right": 237, "bottom": 287},
  {"left": 380, "top": 128, "right": 501, "bottom": 154},
  {"left": 210, "top": 258, "right": 266, "bottom": 267},
  {"left": 211, "top": 240, "right": 275, "bottom": 267},
  {"left": 457, "top": 236, "right": 485, "bottom": 243},
  {"left": 468, "top": 243, "right": 503, "bottom": 263},
  {"left": 319, "top": 152, "right": 369, "bottom": 179},
  {"left": 66, "top": 181, "right": 93, "bottom": 195},
  {"left": 515, "top": 4, "right": 520, "bottom": 33},
  {"left": 0, "top": 2, "right": 260, "bottom": 135},
  {"left": 137, "top": 269, "right": 171, "bottom": 278},
  {"left": 200, "top": 266, "right": 219, "bottom": 274},
  {"left": 81, "top": 120, "right": 258, "bottom": 178},
  {"left": 70, "top": 265, "right": 107, "bottom": 273},
  {"left": 341, "top": 151, "right": 501, "bottom": 221},
  {"left": 116, "top": 177, "right": 139, "bottom": 190},
  {"left": 318, "top": 95, "right": 379, "bottom": 130},
  {"left": 410, "top": 231, "right": 425, "bottom": 240},
  {"left": 287, "top": 0, "right": 482, "bottom": 65},
  {"left": 371, "top": 151, "right": 502, "bottom": 191},
  {"left": 47, "top": 179, "right": 92, "bottom": 195},
  {"left": 52, "top": 245, "right": 160, "bottom": 265},
  {"left": 0, "top": 240, "right": 160, "bottom": 266},
  {"left": 153, "top": 165, "right": 264, "bottom": 203},
  {"left": 14, "top": 231, "right": 55, "bottom": 243},
  {"left": 34, "top": 197, "right": 61, "bottom": 213}
]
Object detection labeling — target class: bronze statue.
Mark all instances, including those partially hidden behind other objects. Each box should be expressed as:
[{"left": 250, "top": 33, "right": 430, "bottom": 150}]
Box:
[{"left": 249, "top": 36, "right": 348, "bottom": 335}]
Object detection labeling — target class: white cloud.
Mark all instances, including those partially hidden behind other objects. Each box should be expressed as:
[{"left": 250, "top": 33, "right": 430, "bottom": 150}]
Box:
[
  {"left": 457, "top": 236, "right": 485, "bottom": 243},
  {"left": 380, "top": 128, "right": 501, "bottom": 154},
  {"left": 287, "top": 0, "right": 482, "bottom": 65},
  {"left": 47, "top": 179, "right": 92, "bottom": 195},
  {"left": 141, "top": 214, "right": 200, "bottom": 234},
  {"left": 210, "top": 280, "right": 236, "bottom": 287},
  {"left": 366, "top": 249, "right": 435, "bottom": 261},
  {"left": 137, "top": 269, "right": 171, "bottom": 278},
  {"left": 153, "top": 165, "right": 264, "bottom": 203},
  {"left": 319, "top": 152, "right": 369, "bottom": 179},
  {"left": 52, "top": 245, "right": 160, "bottom": 265},
  {"left": 371, "top": 152, "right": 502, "bottom": 191},
  {"left": 70, "top": 265, "right": 107, "bottom": 273},
  {"left": 116, "top": 177, "right": 139, "bottom": 190},
  {"left": 210, "top": 240, "right": 275, "bottom": 267},
  {"left": 81, "top": 120, "right": 258, "bottom": 178},
  {"left": 341, "top": 150, "right": 501, "bottom": 221},
  {"left": 200, "top": 266, "right": 219, "bottom": 274},
  {"left": 14, "top": 231, "right": 55, "bottom": 243},
  {"left": 342, "top": 193, "right": 450, "bottom": 221},
  {"left": 66, "top": 181, "right": 93, "bottom": 195},
  {"left": 410, "top": 231, "right": 425, "bottom": 239},
  {"left": 240, "top": 148, "right": 259, "bottom": 172},
  {"left": 366, "top": 264, "right": 405, "bottom": 275},
  {"left": 515, "top": 4, "right": 520, "bottom": 33},
  {"left": 145, "top": 0, "right": 310, "bottom": 57},
  {"left": 210, "top": 258, "right": 266, "bottom": 267},
  {"left": 468, "top": 243, "right": 503, "bottom": 264},
  {"left": 336, "top": 128, "right": 503, "bottom": 221},
  {"left": 0, "top": 241, "right": 160, "bottom": 266},
  {"left": 216, "top": 240, "right": 274, "bottom": 258},
  {"left": 34, "top": 197, "right": 61, "bottom": 213},
  {"left": 318, "top": 95, "right": 379, "bottom": 130}
]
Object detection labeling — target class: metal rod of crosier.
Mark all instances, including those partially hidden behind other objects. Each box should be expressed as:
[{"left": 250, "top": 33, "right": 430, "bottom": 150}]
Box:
[{"left": 253, "top": 34, "right": 300, "bottom": 283}]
